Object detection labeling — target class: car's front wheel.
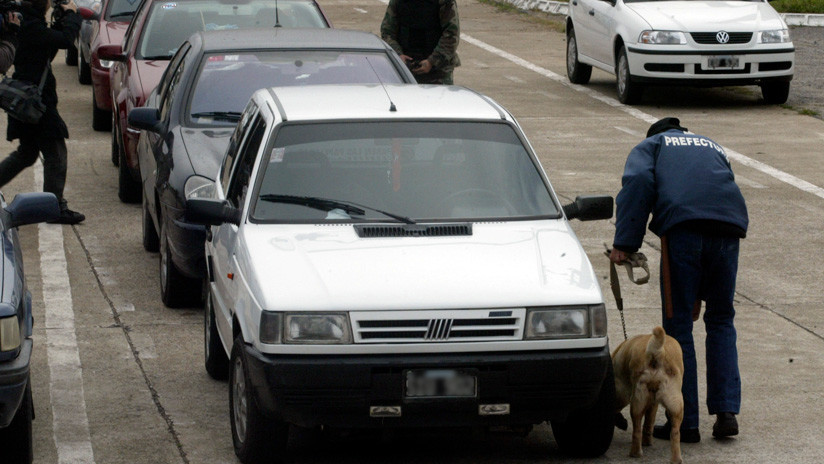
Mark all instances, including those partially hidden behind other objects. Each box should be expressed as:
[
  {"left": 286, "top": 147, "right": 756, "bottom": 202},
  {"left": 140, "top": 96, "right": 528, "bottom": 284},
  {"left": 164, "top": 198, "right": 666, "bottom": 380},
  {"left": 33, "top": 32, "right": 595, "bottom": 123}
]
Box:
[
  {"left": 550, "top": 364, "right": 615, "bottom": 458},
  {"left": 616, "top": 45, "right": 643, "bottom": 105},
  {"left": 159, "top": 222, "right": 201, "bottom": 308},
  {"left": 566, "top": 27, "right": 592, "bottom": 85},
  {"left": 204, "top": 291, "right": 230, "bottom": 380},
  {"left": 0, "top": 376, "right": 34, "bottom": 463},
  {"left": 230, "top": 337, "right": 288, "bottom": 464},
  {"left": 118, "top": 144, "right": 141, "bottom": 203},
  {"left": 78, "top": 52, "right": 92, "bottom": 85},
  {"left": 761, "top": 80, "right": 790, "bottom": 104},
  {"left": 142, "top": 193, "right": 160, "bottom": 252},
  {"left": 92, "top": 93, "right": 111, "bottom": 131}
]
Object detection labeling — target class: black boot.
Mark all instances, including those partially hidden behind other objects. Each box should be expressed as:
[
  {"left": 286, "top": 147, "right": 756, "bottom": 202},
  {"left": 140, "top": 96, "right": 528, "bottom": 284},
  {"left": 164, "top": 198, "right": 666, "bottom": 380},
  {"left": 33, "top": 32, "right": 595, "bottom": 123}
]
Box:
[
  {"left": 48, "top": 208, "right": 85, "bottom": 225},
  {"left": 712, "top": 412, "right": 739, "bottom": 438}
]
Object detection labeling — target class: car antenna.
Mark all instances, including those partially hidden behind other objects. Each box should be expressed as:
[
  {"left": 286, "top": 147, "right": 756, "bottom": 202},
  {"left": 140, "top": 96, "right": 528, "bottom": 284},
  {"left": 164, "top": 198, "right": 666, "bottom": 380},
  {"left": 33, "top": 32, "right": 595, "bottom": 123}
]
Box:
[
  {"left": 365, "top": 57, "right": 396, "bottom": 112},
  {"left": 274, "top": 0, "right": 281, "bottom": 27}
]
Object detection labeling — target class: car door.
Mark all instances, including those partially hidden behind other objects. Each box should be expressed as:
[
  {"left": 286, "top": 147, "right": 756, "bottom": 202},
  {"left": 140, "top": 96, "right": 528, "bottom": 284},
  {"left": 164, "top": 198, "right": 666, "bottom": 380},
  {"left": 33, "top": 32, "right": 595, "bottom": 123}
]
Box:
[
  {"left": 573, "top": 0, "right": 617, "bottom": 67},
  {"left": 209, "top": 106, "right": 269, "bottom": 343}
]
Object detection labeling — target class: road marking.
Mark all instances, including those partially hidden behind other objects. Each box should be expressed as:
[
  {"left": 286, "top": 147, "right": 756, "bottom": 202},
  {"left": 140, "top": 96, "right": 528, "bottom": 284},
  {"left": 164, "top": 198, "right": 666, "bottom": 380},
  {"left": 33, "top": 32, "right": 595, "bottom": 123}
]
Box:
[
  {"left": 614, "top": 126, "right": 644, "bottom": 138},
  {"left": 354, "top": 7, "right": 367, "bottom": 13},
  {"left": 504, "top": 75, "right": 525, "bottom": 84},
  {"left": 735, "top": 175, "right": 767, "bottom": 189},
  {"left": 457, "top": 32, "right": 824, "bottom": 201},
  {"left": 35, "top": 161, "right": 97, "bottom": 464}
]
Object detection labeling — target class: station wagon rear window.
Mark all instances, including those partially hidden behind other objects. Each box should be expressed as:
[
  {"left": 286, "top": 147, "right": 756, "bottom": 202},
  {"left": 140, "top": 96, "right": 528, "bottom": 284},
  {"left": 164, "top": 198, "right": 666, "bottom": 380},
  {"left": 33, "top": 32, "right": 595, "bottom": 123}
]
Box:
[{"left": 251, "top": 122, "right": 560, "bottom": 222}]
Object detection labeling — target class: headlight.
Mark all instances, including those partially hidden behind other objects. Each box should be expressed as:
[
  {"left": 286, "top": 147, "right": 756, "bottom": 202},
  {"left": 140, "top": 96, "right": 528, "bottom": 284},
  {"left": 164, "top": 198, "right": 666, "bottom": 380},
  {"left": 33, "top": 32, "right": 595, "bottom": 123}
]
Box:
[
  {"left": 638, "top": 30, "right": 687, "bottom": 45},
  {"left": 525, "top": 304, "right": 607, "bottom": 339},
  {"left": 0, "top": 316, "right": 21, "bottom": 352},
  {"left": 99, "top": 59, "right": 115, "bottom": 69},
  {"left": 760, "top": 29, "right": 790, "bottom": 44},
  {"left": 184, "top": 175, "right": 216, "bottom": 200},
  {"left": 284, "top": 313, "right": 352, "bottom": 344}
]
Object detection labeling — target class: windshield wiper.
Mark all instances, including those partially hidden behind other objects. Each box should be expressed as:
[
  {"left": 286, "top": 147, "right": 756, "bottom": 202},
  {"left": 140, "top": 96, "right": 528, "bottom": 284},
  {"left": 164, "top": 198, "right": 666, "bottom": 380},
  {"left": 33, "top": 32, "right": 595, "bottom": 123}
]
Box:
[
  {"left": 190, "top": 111, "right": 242, "bottom": 122},
  {"left": 108, "top": 12, "right": 134, "bottom": 19},
  {"left": 140, "top": 55, "right": 173, "bottom": 61},
  {"left": 259, "top": 194, "right": 416, "bottom": 224}
]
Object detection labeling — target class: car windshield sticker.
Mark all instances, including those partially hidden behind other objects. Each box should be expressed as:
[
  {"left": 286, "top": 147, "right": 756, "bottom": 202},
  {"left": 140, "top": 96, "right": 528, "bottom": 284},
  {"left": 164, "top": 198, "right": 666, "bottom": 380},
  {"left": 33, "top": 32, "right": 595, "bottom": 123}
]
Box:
[
  {"left": 271, "top": 148, "right": 285, "bottom": 163},
  {"left": 205, "top": 23, "right": 239, "bottom": 30},
  {"left": 161, "top": 2, "right": 176, "bottom": 9}
]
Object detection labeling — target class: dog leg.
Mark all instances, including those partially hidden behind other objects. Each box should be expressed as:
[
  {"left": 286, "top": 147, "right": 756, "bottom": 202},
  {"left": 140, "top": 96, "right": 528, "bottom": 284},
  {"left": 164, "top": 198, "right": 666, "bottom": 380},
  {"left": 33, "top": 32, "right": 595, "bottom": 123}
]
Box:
[
  {"left": 643, "top": 403, "right": 658, "bottom": 446},
  {"left": 629, "top": 402, "right": 645, "bottom": 457},
  {"left": 666, "top": 402, "right": 684, "bottom": 464}
]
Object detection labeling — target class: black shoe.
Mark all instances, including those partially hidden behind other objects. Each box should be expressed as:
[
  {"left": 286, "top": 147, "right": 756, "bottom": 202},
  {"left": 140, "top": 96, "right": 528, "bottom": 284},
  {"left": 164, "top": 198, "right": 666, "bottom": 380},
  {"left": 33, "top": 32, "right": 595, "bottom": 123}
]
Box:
[
  {"left": 652, "top": 422, "right": 701, "bottom": 443},
  {"left": 48, "top": 208, "right": 85, "bottom": 225},
  {"left": 713, "top": 412, "right": 739, "bottom": 438}
]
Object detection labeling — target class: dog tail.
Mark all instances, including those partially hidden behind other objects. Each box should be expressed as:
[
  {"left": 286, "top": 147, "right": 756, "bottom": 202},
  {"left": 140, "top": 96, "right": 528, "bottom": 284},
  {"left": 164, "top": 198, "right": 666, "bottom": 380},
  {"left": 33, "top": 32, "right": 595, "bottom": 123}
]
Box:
[{"left": 646, "top": 326, "right": 666, "bottom": 359}]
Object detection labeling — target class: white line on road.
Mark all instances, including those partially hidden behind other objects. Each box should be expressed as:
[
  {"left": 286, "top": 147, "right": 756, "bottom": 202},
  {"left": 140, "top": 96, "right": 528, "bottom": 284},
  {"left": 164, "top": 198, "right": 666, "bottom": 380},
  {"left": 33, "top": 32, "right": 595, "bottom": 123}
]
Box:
[
  {"left": 35, "top": 161, "right": 96, "bottom": 464},
  {"left": 614, "top": 126, "right": 644, "bottom": 138},
  {"left": 354, "top": 7, "right": 367, "bottom": 13},
  {"left": 457, "top": 32, "right": 824, "bottom": 201}
]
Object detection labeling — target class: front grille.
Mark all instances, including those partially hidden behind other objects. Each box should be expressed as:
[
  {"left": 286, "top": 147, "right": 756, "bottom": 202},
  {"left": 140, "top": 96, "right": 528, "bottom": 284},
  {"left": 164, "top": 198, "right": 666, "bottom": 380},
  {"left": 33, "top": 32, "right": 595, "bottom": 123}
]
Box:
[
  {"left": 350, "top": 309, "right": 525, "bottom": 343},
  {"left": 691, "top": 32, "right": 753, "bottom": 45}
]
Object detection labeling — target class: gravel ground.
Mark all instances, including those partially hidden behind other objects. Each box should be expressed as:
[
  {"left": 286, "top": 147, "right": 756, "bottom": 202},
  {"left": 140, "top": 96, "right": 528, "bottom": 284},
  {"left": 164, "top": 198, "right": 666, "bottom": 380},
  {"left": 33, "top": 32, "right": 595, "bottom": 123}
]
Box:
[{"left": 786, "top": 26, "right": 824, "bottom": 120}]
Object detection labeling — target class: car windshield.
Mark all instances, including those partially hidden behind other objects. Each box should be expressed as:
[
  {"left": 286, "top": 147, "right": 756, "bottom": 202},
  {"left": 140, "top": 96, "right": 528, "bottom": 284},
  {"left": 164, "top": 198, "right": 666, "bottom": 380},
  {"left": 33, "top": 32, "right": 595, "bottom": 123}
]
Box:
[
  {"left": 189, "top": 51, "right": 404, "bottom": 126},
  {"left": 137, "top": 0, "right": 327, "bottom": 59},
  {"left": 250, "top": 122, "right": 560, "bottom": 223},
  {"left": 106, "top": 0, "right": 140, "bottom": 20}
]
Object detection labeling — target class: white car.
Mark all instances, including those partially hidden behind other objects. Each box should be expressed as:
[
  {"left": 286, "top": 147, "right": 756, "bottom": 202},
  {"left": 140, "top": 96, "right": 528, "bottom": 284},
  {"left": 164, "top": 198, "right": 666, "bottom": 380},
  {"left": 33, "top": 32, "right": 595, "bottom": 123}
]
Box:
[
  {"left": 186, "top": 84, "right": 615, "bottom": 463},
  {"left": 566, "top": 0, "right": 795, "bottom": 104}
]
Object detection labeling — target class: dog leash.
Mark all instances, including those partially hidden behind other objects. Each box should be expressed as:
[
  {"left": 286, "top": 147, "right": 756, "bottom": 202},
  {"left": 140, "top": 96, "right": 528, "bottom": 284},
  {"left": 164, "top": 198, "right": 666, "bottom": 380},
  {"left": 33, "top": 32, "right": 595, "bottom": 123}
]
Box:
[{"left": 604, "top": 244, "right": 650, "bottom": 340}]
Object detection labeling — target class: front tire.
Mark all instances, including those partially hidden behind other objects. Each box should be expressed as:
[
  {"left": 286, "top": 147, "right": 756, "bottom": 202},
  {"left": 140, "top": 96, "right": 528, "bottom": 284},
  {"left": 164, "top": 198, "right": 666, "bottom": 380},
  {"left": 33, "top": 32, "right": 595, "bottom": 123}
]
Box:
[
  {"left": 142, "top": 193, "right": 160, "bottom": 252},
  {"left": 761, "top": 80, "right": 790, "bottom": 104},
  {"left": 566, "top": 27, "right": 592, "bottom": 84},
  {"left": 118, "top": 145, "right": 141, "bottom": 203},
  {"left": 159, "top": 223, "right": 201, "bottom": 308},
  {"left": 550, "top": 364, "right": 615, "bottom": 457},
  {"left": 204, "top": 291, "right": 230, "bottom": 380},
  {"left": 93, "top": 93, "right": 112, "bottom": 131},
  {"left": 616, "top": 45, "right": 643, "bottom": 105},
  {"left": 78, "top": 52, "right": 92, "bottom": 85},
  {"left": 0, "top": 377, "right": 34, "bottom": 463},
  {"left": 230, "top": 337, "right": 288, "bottom": 464}
]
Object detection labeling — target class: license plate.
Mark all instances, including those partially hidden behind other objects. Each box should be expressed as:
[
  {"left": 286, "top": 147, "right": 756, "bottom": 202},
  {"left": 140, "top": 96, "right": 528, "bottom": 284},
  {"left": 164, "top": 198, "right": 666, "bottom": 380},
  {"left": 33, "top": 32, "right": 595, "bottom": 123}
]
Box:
[
  {"left": 704, "top": 55, "right": 742, "bottom": 70},
  {"left": 404, "top": 369, "right": 477, "bottom": 398}
]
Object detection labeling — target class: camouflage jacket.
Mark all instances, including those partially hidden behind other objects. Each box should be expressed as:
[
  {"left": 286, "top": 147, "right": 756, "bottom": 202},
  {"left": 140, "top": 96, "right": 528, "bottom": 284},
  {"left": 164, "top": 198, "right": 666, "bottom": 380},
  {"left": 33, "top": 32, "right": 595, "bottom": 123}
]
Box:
[{"left": 380, "top": 0, "right": 461, "bottom": 71}]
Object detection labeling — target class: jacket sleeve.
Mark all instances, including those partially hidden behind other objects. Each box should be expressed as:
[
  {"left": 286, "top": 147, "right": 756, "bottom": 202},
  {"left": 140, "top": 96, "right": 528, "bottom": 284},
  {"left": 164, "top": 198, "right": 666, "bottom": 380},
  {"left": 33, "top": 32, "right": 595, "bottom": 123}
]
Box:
[
  {"left": 427, "top": 0, "right": 459, "bottom": 69},
  {"left": 27, "top": 11, "right": 81, "bottom": 51},
  {"left": 0, "top": 40, "right": 15, "bottom": 74},
  {"left": 380, "top": 0, "right": 404, "bottom": 56},
  {"left": 613, "top": 138, "right": 659, "bottom": 252}
]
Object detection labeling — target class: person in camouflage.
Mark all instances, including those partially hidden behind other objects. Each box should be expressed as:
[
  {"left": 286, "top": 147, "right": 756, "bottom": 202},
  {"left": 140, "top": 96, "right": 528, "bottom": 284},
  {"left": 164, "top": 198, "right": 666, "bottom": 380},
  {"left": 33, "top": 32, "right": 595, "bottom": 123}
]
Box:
[{"left": 380, "top": 0, "right": 460, "bottom": 85}]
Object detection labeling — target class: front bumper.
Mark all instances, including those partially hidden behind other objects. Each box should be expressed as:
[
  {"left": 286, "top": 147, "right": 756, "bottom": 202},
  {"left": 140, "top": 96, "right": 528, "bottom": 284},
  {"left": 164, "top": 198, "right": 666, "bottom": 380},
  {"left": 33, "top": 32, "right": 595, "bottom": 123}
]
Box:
[
  {"left": 0, "top": 339, "right": 31, "bottom": 428},
  {"left": 242, "top": 344, "right": 611, "bottom": 428},
  {"left": 627, "top": 45, "right": 794, "bottom": 85}
]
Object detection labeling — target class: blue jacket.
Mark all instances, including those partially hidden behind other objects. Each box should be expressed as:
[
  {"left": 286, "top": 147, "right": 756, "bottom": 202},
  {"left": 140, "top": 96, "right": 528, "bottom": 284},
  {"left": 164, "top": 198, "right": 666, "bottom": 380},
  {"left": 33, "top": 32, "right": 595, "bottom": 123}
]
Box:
[{"left": 613, "top": 129, "right": 748, "bottom": 252}]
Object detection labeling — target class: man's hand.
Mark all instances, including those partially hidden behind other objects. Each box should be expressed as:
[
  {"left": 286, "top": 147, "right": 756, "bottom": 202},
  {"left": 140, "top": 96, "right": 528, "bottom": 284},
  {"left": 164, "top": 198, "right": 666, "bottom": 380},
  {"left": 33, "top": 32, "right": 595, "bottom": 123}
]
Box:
[
  {"left": 609, "top": 248, "right": 628, "bottom": 264},
  {"left": 400, "top": 54, "right": 413, "bottom": 65},
  {"left": 7, "top": 12, "right": 21, "bottom": 27},
  {"left": 61, "top": 0, "right": 78, "bottom": 12},
  {"left": 412, "top": 59, "right": 432, "bottom": 74}
]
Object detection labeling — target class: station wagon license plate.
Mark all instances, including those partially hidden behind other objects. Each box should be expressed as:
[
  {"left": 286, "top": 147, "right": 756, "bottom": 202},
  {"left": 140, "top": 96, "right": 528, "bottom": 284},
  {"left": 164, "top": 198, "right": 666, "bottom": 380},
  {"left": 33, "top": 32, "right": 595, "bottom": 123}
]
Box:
[
  {"left": 704, "top": 55, "right": 743, "bottom": 70},
  {"left": 404, "top": 369, "right": 477, "bottom": 398}
]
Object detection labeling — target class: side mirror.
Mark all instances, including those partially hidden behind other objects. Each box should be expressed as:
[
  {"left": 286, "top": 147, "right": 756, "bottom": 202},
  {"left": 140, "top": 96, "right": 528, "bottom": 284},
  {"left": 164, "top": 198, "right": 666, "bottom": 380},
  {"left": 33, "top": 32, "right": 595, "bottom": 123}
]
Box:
[
  {"left": 4, "top": 192, "right": 61, "bottom": 228},
  {"left": 77, "top": 7, "right": 99, "bottom": 20},
  {"left": 186, "top": 199, "right": 241, "bottom": 226},
  {"left": 563, "top": 195, "right": 613, "bottom": 221},
  {"left": 97, "top": 44, "right": 126, "bottom": 62},
  {"left": 129, "top": 107, "right": 163, "bottom": 133}
]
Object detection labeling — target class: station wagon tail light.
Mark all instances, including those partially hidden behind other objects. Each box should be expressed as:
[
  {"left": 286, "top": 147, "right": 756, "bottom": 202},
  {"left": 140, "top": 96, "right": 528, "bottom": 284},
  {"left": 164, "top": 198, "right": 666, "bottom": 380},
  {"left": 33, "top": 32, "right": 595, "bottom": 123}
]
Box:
[
  {"left": 638, "top": 31, "right": 686, "bottom": 45},
  {"left": 184, "top": 175, "right": 216, "bottom": 200},
  {"left": 760, "top": 29, "right": 790, "bottom": 44},
  {"left": 0, "top": 316, "right": 21, "bottom": 352},
  {"left": 525, "top": 304, "right": 607, "bottom": 339}
]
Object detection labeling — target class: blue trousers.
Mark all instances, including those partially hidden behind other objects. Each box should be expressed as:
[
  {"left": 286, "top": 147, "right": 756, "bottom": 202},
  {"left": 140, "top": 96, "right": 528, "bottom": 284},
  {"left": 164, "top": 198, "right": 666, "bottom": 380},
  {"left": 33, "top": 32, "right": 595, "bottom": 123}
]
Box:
[{"left": 661, "top": 227, "right": 741, "bottom": 430}]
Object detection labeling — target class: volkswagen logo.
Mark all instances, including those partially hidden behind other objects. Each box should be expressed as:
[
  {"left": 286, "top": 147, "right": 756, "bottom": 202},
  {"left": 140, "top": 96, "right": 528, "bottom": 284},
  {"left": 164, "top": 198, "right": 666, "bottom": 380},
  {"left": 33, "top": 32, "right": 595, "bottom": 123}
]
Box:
[{"left": 716, "top": 31, "right": 730, "bottom": 44}]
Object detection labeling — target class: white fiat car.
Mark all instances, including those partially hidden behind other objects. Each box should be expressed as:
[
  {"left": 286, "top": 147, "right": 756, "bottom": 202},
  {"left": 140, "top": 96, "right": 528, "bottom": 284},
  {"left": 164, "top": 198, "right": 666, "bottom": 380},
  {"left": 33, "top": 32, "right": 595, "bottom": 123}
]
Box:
[
  {"left": 566, "top": 0, "right": 794, "bottom": 104},
  {"left": 186, "top": 84, "right": 615, "bottom": 463}
]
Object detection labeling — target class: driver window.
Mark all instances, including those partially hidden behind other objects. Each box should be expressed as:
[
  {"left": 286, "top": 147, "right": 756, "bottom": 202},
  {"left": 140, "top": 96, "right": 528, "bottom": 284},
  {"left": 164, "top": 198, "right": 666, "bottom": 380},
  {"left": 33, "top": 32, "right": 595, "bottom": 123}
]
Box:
[
  {"left": 159, "top": 47, "right": 189, "bottom": 121},
  {"left": 220, "top": 101, "right": 258, "bottom": 195},
  {"left": 157, "top": 44, "right": 190, "bottom": 113},
  {"left": 226, "top": 116, "right": 267, "bottom": 208}
]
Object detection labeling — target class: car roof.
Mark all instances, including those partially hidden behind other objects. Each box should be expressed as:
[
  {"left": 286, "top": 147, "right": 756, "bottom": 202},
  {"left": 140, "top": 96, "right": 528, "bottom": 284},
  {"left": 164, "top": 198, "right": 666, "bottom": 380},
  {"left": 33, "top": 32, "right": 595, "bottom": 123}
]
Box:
[
  {"left": 259, "top": 84, "right": 510, "bottom": 122},
  {"left": 195, "top": 28, "right": 388, "bottom": 52}
]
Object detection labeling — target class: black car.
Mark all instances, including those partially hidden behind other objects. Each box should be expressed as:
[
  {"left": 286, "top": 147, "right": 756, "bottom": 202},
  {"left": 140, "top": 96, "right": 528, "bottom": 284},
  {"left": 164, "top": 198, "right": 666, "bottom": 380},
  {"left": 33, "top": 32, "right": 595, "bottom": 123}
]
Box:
[
  {"left": 0, "top": 192, "right": 60, "bottom": 463},
  {"left": 129, "top": 28, "right": 416, "bottom": 307}
]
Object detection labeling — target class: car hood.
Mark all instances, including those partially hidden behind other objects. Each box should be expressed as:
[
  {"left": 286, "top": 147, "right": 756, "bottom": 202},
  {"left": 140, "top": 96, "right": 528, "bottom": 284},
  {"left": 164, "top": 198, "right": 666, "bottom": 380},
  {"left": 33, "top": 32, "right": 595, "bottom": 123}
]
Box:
[
  {"left": 624, "top": 1, "right": 785, "bottom": 32},
  {"left": 135, "top": 60, "right": 168, "bottom": 101},
  {"left": 102, "top": 20, "right": 128, "bottom": 45},
  {"left": 236, "top": 221, "right": 603, "bottom": 311},
  {"left": 180, "top": 127, "right": 234, "bottom": 177}
]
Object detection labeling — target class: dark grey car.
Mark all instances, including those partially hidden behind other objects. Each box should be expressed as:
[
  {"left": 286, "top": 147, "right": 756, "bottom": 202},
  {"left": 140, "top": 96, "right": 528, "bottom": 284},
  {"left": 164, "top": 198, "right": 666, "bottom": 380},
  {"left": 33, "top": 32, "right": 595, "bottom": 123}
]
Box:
[
  {"left": 130, "top": 28, "right": 416, "bottom": 307},
  {"left": 0, "top": 192, "right": 60, "bottom": 463}
]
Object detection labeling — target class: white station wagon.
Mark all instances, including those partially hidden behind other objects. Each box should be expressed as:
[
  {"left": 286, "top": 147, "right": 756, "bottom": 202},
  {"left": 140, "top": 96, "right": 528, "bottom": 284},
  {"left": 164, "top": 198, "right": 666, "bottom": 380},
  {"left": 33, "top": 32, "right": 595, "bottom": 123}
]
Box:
[
  {"left": 566, "top": 0, "right": 795, "bottom": 104},
  {"left": 186, "top": 84, "right": 616, "bottom": 463}
]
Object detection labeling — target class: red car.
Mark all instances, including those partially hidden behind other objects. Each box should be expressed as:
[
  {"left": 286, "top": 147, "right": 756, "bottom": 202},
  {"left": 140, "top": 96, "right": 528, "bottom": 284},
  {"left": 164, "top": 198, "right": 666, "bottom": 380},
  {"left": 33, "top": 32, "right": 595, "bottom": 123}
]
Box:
[
  {"left": 88, "top": 0, "right": 140, "bottom": 132},
  {"left": 99, "top": 0, "right": 330, "bottom": 202}
]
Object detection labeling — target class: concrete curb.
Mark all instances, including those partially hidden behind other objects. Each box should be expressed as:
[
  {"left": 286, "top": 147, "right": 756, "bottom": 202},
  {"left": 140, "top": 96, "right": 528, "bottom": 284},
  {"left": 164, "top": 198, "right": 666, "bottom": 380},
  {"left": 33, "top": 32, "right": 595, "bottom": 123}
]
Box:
[{"left": 501, "top": 0, "right": 824, "bottom": 27}]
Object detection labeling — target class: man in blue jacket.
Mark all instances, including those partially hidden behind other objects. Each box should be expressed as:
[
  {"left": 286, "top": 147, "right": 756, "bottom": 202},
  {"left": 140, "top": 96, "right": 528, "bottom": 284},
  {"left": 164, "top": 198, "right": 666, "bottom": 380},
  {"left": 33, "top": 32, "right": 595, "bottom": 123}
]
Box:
[{"left": 609, "top": 117, "right": 748, "bottom": 443}]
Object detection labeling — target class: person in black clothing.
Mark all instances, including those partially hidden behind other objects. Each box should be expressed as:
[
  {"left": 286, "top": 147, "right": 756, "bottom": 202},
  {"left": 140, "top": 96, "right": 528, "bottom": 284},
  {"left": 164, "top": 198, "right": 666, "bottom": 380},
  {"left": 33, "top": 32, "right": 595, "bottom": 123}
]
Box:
[
  {"left": 0, "top": 0, "right": 84, "bottom": 224},
  {"left": 0, "top": 12, "right": 21, "bottom": 73}
]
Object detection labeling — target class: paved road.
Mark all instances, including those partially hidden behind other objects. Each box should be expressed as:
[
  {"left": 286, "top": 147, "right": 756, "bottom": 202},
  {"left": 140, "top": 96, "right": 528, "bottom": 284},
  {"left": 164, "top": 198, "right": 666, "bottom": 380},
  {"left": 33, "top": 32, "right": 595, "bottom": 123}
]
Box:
[{"left": 3, "top": 1, "right": 823, "bottom": 463}]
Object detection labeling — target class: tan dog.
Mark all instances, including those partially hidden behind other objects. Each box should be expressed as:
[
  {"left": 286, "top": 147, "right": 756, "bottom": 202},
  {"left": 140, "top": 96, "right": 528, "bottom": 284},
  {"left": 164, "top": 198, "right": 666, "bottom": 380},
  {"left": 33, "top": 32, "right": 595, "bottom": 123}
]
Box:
[{"left": 613, "top": 326, "right": 685, "bottom": 464}]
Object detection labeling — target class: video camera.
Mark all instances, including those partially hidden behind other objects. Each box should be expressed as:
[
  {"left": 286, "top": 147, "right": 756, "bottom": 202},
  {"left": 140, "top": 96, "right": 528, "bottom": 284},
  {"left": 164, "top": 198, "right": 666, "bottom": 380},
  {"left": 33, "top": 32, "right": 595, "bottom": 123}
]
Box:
[{"left": 50, "top": 0, "right": 71, "bottom": 26}]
